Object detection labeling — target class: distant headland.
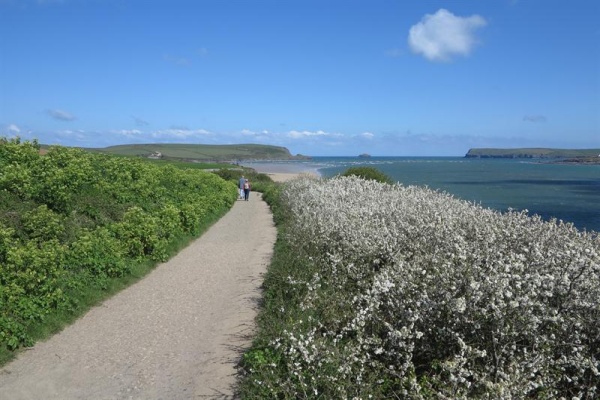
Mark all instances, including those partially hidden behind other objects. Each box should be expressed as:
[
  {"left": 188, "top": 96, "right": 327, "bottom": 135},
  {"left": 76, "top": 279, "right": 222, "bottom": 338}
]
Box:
[{"left": 465, "top": 148, "right": 600, "bottom": 164}]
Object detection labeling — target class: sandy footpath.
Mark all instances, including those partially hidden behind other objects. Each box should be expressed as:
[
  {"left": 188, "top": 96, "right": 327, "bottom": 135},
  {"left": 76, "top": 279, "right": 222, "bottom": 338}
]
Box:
[{"left": 0, "top": 191, "right": 276, "bottom": 400}]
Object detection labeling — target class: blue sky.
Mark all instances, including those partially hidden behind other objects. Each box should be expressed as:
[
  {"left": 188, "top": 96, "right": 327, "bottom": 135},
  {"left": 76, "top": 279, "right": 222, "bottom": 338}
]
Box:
[{"left": 1, "top": 0, "right": 598, "bottom": 156}]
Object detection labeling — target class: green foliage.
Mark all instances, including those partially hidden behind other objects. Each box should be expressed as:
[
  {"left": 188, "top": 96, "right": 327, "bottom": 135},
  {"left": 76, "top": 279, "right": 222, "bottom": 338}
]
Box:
[
  {"left": 22, "top": 205, "right": 65, "bottom": 242},
  {"left": 0, "top": 138, "right": 38, "bottom": 198},
  {"left": 212, "top": 167, "right": 273, "bottom": 189},
  {"left": 32, "top": 146, "right": 95, "bottom": 212},
  {"left": 112, "top": 206, "right": 166, "bottom": 261},
  {"left": 212, "top": 168, "right": 244, "bottom": 182},
  {"left": 243, "top": 347, "right": 280, "bottom": 371},
  {"left": 67, "top": 228, "right": 128, "bottom": 279},
  {"left": 0, "top": 137, "right": 237, "bottom": 354},
  {"left": 340, "top": 166, "right": 393, "bottom": 184}
]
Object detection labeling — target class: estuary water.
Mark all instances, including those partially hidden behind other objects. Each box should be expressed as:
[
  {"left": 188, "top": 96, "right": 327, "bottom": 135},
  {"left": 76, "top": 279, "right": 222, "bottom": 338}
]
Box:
[{"left": 248, "top": 157, "right": 600, "bottom": 233}]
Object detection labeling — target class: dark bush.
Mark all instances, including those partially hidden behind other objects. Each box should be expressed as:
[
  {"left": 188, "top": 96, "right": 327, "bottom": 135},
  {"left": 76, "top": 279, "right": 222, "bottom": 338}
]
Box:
[
  {"left": 341, "top": 166, "right": 392, "bottom": 184},
  {"left": 213, "top": 168, "right": 273, "bottom": 185}
]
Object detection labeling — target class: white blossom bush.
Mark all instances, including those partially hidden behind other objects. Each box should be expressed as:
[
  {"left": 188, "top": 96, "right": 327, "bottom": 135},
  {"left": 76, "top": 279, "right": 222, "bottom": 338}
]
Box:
[{"left": 242, "top": 175, "right": 599, "bottom": 399}]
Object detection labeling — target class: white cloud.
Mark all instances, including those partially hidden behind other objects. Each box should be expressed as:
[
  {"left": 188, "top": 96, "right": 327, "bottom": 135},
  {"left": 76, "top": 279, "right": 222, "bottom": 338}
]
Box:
[
  {"left": 236, "top": 129, "right": 273, "bottom": 143},
  {"left": 7, "top": 123, "right": 21, "bottom": 134},
  {"left": 241, "top": 129, "right": 257, "bottom": 136},
  {"left": 56, "top": 129, "right": 87, "bottom": 140},
  {"left": 112, "top": 129, "right": 143, "bottom": 137},
  {"left": 287, "top": 130, "right": 335, "bottom": 139},
  {"left": 47, "top": 109, "right": 76, "bottom": 121},
  {"left": 408, "top": 9, "right": 487, "bottom": 62},
  {"left": 359, "top": 132, "right": 374, "bottom": 139},
  {"left": 240, "top": 129, "right": 271, "bottom": 136}
]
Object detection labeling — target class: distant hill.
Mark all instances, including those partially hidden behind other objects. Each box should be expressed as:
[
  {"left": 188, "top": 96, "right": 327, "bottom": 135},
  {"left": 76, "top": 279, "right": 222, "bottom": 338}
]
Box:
[
  {"left": 86, "top": 143, "right": 310, "bottom": 162},
  {"left": 465, "top": 148, "right": 600, "bottom": 159}
]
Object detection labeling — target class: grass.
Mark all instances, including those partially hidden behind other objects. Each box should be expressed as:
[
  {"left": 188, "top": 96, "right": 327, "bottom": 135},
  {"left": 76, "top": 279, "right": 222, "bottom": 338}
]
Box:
[{"left": 236, "top": 182, "right": 304, "bottom": 397}]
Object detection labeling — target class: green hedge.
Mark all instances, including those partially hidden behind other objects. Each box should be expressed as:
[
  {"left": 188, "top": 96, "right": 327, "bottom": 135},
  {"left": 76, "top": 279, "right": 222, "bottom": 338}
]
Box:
[{"left": 0, "top": 138, "right": 237, "bottom": 354}]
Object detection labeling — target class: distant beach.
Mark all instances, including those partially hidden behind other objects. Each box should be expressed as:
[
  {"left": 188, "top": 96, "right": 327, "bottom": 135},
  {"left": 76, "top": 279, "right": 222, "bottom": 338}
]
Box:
[{"left": 241, "top": 161, "right": 322, "bottom": 182}]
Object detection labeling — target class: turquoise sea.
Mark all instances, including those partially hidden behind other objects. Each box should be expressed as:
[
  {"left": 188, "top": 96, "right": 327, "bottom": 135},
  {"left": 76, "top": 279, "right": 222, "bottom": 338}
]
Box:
[{"left": 246, "top": 157, "right": 600, "bottom": 233}]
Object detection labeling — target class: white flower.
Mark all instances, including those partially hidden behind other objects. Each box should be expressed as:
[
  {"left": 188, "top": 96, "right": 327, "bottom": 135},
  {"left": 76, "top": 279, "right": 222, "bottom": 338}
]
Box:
[
  {"left": 254, "top": 175, "right": 600, "bottom": 398},
  {"left": 455, "top": 297, "right": 467, "bottom": 313}
]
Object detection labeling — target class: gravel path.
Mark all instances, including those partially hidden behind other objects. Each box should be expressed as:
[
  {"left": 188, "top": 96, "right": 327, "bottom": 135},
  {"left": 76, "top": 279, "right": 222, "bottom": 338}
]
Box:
[{"left": 0, "top": 192, "right": 275, "bottom": 400}]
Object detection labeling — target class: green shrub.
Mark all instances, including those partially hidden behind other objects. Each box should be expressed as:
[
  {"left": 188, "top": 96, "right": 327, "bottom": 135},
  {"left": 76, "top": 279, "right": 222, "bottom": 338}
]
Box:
[
  {"left": 22, "top": 205, "right": 64, "bottom": 242},
  {"left": 213, "top": 168, "right": 274, "bottom": 186},
  {"left": 67, "top": 227, "right": 128, "bottom": 279},
  {"left": 212, "top": 168, "right": 244, "bottom": 182},
  {"left": 340, "top": 166, "right": 392, "bottom": 184}
]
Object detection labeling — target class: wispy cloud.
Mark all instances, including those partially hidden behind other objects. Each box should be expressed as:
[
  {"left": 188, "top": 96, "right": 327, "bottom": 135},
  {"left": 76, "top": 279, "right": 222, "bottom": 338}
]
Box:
[
  {"left": 111, "top": 129, "right": 143, "bottom": 137},
  {"left": 523, "top": 115, "right": 547, "bottom": 123},
  {"left": 0, "top": 123, "right": 27, "bottom": 138},
  {"left": 163, "top": 54, "right": 191, "bottom": 67},
  {"left": 110, "top": 128, "right": 212, "bottom": 140},
  {"left": 408, "top": 9, "right": 487, "bottom": 62},
  {"left": 56, "top": 129, "right": 87, "bottom": 140},
  {"left": 150, "top": 128, "right": 212, "bottom": 139},
  {"left": 131, "top": 115, "right": 149, "bottom": 126},
  {"left": 47, "top": 109, "right": 76, "bottom": 121},
  {"left": 287, "top": 130, "right": 340, "bottom": 139},
  {"left": 241, "top": 129, "right": 258, "bottom": 136},
  {"left": 170, "top": 125, "right": 190, "bottom": 131},
  {"left": 239, "top": 129, "right": 272, "bottom": 142},
  {"left": 6, "top": 123, "right": 21, "bottom": 134}
]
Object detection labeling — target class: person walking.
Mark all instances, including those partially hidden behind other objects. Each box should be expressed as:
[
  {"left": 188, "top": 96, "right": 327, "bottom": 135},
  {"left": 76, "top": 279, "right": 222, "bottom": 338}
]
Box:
[
  {"left": 238, "top": 175, "right": 245, "bottom": 200},
  {"left": 243, "top": 178, "right": 251, "bottom": 201}
]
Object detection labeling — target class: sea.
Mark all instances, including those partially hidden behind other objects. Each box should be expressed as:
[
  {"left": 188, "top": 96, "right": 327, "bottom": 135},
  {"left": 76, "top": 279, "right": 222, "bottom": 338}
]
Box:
[{"left": 245, "top": 157, "right": 600, "bottom": 234}]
